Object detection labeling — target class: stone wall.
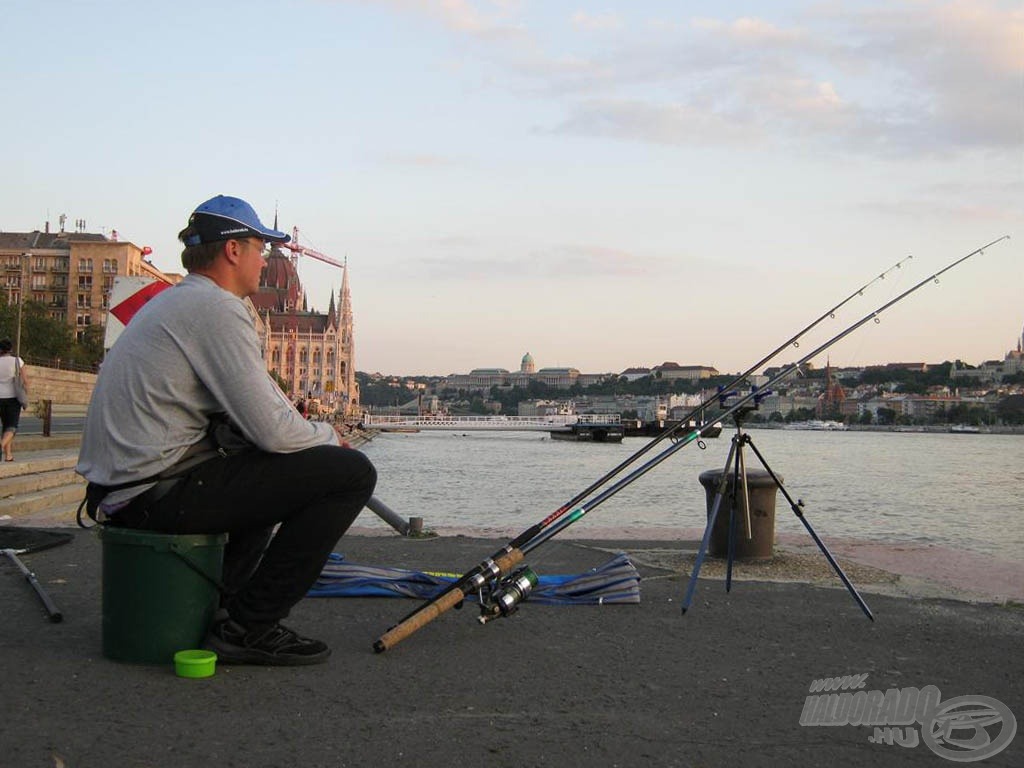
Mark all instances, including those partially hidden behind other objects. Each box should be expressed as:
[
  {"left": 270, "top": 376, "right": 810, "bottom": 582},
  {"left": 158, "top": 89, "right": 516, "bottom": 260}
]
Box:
[{"left": 25, "top": 366, "right": 96, "bottom": 406}]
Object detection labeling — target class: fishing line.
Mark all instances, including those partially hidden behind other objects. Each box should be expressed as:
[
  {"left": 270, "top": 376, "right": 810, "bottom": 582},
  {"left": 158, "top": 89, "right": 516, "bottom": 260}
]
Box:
[{"left": 841, "top": 253, "right": 913, "bottom": 371}]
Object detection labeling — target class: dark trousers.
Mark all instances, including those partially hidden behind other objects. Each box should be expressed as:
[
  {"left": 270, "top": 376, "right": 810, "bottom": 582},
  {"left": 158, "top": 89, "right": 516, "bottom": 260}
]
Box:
[
  {"left": 0, "top": 397, "right": 21, "bottom": 432},
  {"left": 115, "top": 445, "right": 377, "bottom": 629}
]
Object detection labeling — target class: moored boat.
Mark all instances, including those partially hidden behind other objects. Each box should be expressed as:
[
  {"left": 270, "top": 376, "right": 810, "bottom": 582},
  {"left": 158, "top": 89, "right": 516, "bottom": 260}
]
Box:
[
  {"left": 949, "top": 424, "right": 982, "bottom": 434},
  {"left": 783, "top": 420, "right": 848, "bottom": 431}
]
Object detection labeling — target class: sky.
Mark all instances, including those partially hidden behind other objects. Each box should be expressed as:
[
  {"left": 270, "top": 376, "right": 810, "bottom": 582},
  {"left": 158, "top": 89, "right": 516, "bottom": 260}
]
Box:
[{"left": 2, "top": 1, "right": 1022, "bottom": 376}]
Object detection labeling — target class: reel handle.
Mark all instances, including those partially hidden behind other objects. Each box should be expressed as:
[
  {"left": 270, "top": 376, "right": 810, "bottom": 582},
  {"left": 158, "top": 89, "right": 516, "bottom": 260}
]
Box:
[{"left": 373, "top": 548, "right": 524, "bottom": 652}]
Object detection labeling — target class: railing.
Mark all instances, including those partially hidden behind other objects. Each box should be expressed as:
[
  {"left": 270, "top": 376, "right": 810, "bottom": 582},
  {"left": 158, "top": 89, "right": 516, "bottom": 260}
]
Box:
[
  {"left": 362, "top": 413, "right": 621, "bottom": 432},
  {"left": 575, "top": 413, "right": 623, "bottom": 425},
  {"left": 23, "top": 354, "right": 99, "bottom": 373}
]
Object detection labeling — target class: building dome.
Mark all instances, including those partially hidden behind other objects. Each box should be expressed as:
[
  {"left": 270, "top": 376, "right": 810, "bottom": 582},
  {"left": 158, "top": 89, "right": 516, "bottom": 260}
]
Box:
[
  {"left": 262, "top": 246, "right": 298, "bottom": 290},
  {"left": 521, "top": 352, "right": 536, "bottom": 374},
  {"left": 253, "top": 245, "right": 302, "bottom": 312}
]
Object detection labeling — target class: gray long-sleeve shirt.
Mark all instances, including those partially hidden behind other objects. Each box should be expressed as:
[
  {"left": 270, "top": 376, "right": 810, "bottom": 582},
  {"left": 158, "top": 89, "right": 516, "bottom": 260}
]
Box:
[{"left": 77, "top": 273, "right": 338, "bottom": 497}]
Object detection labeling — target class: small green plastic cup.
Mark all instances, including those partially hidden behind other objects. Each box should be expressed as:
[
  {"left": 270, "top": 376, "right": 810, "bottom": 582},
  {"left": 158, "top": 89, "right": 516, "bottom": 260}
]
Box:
[{"left": 174, "top": 649, "right": 217, "bottom": 679}]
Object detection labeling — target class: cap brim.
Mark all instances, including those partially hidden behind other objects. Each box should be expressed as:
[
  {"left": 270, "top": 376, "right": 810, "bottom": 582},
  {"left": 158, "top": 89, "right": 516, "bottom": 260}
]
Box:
[{"left": 190, "top": 212, "right": 291, "bottom": 245}]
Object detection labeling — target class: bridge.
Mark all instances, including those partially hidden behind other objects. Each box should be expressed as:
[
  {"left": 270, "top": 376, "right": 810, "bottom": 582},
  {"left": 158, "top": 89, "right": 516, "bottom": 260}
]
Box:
[{"left": 362, "top": 413, "right": 624, "bottom": 441}]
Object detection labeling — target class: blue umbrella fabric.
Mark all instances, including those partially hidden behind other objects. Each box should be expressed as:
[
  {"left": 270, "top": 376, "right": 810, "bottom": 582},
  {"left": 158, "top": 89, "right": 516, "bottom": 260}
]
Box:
[{"left": 309, "top": 552, "right": 640, "bottom": 605}]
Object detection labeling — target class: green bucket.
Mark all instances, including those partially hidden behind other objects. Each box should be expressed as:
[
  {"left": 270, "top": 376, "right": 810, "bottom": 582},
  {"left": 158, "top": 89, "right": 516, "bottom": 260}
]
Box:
[{"left": 99, "top": 527, "right": 226, "bottom": 664}]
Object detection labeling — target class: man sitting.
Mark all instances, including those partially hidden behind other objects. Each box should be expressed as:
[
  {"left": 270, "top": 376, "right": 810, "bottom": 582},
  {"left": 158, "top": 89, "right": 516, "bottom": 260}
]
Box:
[{"left": 77, "top": 195, "right": 377, "bottom": 666}]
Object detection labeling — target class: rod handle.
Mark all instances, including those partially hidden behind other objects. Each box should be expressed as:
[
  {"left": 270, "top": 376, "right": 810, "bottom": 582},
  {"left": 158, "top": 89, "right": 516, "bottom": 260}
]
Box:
[{"left": 374, "top": 549, "right": 524, "bottom": 652}]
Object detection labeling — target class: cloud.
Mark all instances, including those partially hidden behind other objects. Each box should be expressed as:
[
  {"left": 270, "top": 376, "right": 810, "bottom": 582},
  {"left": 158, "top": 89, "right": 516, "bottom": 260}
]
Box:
[
  {"left": 858, "top": 174, "right": 1024, "bottom": 222},
  {"left": 546, "top": 97, "right": 759, "bottom": 146},
  {"left": 376, "top": 152, "right": 463, "bottom": 168},
  {"left": 571, "top": 11, "right": 623, "bottom": 32},
  {"left": 859, "top": 198, "right": 1017, "bottom": 222},
  {"left": 532, "top": 243, "right": 655, "bottom": 277},
  {"left": 691, "top": 15, "right": 807, "bottom": 45},
  {"left": 343, "top": 1, "right": 1022, "bottom": 157},
  {"left": 352, "top": 0, "right": 527, "bottom": 39},
  {"left": 417, "top": 242, "right": 659, "bottom": 280}
]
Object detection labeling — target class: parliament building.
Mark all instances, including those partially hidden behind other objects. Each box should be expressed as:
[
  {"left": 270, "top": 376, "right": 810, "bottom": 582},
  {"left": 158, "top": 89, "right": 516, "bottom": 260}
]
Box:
[{"left": 251, "top": 245, "right": 359, "bottom": 416}]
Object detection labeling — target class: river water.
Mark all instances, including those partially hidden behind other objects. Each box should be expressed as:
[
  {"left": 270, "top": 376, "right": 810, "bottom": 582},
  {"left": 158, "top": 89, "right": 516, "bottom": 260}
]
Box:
[{"left": 359, "top": 429, "right": 1023, "bottom": 563}]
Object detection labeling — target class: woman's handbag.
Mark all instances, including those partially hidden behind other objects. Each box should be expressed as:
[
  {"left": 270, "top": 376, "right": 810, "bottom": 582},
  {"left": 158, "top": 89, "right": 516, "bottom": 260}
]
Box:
[{"left": 13, "top": 358, "right": 28, "bottom": 410}]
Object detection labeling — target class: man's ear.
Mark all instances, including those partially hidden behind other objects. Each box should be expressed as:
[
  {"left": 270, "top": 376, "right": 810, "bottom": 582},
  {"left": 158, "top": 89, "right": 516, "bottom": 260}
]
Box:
[{"left": 222, "top": 239, "right": 243, "bottom": 266}]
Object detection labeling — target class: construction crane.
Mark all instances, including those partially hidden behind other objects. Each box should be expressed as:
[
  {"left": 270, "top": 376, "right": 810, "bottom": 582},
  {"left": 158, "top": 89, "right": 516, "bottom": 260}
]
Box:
[{"left": 278, "top": 226, "right": 345, "bottom": 271}]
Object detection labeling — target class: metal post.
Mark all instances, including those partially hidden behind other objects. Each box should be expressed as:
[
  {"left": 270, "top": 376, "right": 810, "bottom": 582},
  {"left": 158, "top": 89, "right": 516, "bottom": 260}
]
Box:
[
  {"left": 365, "top": 496, "right": 413, "bottom": 536},
  {"left": 15, "top": 253, "right": 28, "bottom": 356}
]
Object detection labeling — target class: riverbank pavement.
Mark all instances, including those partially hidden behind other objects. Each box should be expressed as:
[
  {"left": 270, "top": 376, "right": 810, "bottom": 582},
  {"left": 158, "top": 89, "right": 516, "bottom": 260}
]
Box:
[
  {"left": 1, "top": 437, "right": 1021, "bottom": 767},
  {"left": 2, "top": 528, "right": 1021, "bottom": 767}
]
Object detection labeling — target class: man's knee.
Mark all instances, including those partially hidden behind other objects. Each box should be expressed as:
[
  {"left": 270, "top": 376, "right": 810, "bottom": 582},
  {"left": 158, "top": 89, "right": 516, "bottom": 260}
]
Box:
[
  {"left": 304, "top": 445, "right": 377, "bottom": 497},
  {"left": 345, "top": 449, "right": 377, "bottom": 498}
]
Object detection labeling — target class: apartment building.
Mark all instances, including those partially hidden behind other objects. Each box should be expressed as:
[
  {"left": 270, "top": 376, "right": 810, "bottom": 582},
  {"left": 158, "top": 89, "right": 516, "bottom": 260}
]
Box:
[{"left": 0, "top": 227, "right": 179, "bottom": 341}]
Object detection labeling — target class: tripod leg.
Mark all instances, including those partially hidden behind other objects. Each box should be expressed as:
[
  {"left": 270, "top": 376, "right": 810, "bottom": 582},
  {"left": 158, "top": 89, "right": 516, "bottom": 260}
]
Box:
[
  {"left": 738, "top": 443, "right": 752, "bottom": 540},
  {"left": 743, "top": 438, "right": 875, "bottom": 621},
  {"left": 682, "top": 437, "right": 738, "bottom": 614},
  {"left": 3, "top": 550, "right": 63, "bottom": 623},
  {"left": 726, "top": 442, "right": 742, "bottom": 592}
]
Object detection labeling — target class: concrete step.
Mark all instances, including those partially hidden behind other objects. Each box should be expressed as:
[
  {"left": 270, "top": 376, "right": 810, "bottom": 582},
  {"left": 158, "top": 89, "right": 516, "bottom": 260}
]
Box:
[
  {"left": 0, "top": 483, "right": 87, "bottom": 520},
  {"left": 0, "top": 467, "right": 82, "bottom": 497},
  {"left": 5, "top": 500, "right": 84, "bottom": 528},
  {"left": 0, "top": 450, "right": 79, "bottom": 480},
  {"left": 12, "top": 434, "right": 82, "bottom": 452}
]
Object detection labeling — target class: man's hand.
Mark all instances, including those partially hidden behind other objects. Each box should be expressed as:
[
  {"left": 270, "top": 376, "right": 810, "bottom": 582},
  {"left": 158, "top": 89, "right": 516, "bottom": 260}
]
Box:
[{"left": 334, "top": 425, "right": 352, "bottom": 449}]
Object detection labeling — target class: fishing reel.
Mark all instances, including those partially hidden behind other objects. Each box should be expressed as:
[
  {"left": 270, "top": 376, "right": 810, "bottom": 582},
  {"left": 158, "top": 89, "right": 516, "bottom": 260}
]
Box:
[{"left": 477, "top": 565, "right": 539, "bottom": 624}]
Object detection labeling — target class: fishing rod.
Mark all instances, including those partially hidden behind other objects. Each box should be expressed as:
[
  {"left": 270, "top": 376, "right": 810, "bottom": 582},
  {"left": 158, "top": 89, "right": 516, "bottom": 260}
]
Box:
[
  {"left": 525, "top": 254, "right": 916, "bottom": 538},
  {"left": 373, "top": 236, "right": 1008, "bottom": 652},
  {"left": 373, "top": 256, "right": 911, "bottom": 637}
]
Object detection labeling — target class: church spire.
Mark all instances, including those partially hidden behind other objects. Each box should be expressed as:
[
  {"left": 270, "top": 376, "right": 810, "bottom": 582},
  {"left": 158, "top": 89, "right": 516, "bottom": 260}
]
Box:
[
  {"left": 340, "top": 257, "right": 352, "bottom": 332},
  {"left": 338, "top": 258, "right": 356, "bottom": 417}
]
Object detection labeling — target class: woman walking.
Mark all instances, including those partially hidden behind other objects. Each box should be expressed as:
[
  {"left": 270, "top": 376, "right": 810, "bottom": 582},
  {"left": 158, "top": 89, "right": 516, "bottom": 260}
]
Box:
[{"left": 0, "top": 339, "right": 28, "bottom": 462}]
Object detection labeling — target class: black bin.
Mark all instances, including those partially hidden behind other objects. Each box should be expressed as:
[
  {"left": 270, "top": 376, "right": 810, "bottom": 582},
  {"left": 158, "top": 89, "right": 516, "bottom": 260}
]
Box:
[{"left": 698, "top": 468, "right": 782, "bottom": 560}]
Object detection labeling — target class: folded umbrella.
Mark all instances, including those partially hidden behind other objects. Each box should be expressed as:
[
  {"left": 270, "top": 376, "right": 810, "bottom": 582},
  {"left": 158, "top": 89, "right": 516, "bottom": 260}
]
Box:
[{"left": 309, "top": 551, "right": 640, "bottom": 605}]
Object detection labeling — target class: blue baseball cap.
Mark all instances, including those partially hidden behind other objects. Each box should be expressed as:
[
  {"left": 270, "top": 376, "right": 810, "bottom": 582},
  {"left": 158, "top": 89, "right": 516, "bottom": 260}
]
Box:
[{"left": 183, "top": 195, "right": 290, "bottom": 246}]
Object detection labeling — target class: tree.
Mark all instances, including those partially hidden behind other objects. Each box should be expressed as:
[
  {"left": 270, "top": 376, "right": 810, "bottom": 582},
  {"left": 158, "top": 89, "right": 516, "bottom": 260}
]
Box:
[
  {"left": 786, "top": 407, "right": 815, "bottom": 422},
  {"left": 270, "top": 369, "right": 290, "bottom": 393},
  {"left": 996, "top": 394, "right": 1024, "bottom": 425},
  {"left": 876, "top": 407, "right": 897, "bottom": 425},
  {"left": 68, "top": 325, "right": 105, "bottom": 370},
  {"left": 0, "top": 297, "right": 76, "bottom": 362},
  {"left": 894, "top": 381, "right": 928, "bottom": 395}
]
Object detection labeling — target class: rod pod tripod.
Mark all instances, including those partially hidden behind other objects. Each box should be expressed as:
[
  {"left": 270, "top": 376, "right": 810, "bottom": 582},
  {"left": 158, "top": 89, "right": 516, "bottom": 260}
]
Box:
[{"left": 681, "top": 389, "right": 874, "bottom": 620}]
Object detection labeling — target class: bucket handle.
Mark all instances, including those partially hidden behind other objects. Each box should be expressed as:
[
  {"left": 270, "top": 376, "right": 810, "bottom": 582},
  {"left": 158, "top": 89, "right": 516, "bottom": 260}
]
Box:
[{"left": 170, "top": 541, "right": 229, "bottom": 597}]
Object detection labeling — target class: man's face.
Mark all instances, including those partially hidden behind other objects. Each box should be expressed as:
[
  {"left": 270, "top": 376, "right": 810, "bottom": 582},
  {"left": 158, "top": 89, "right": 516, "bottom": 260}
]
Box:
[{"left": 237, "top": 237, "right": 267, "bottom": 297}]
